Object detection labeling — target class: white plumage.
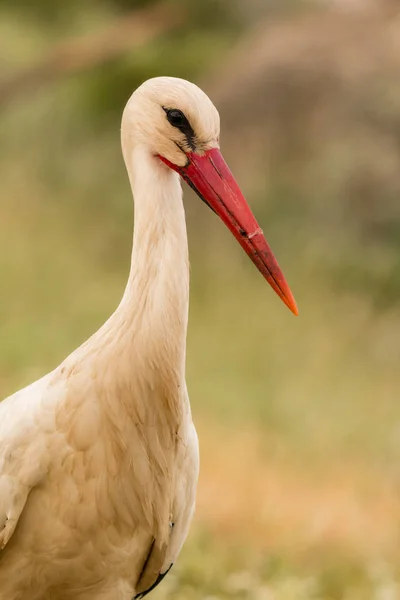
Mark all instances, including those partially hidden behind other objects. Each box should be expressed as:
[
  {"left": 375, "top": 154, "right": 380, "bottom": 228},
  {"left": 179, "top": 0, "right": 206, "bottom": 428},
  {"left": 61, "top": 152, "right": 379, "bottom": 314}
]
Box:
[{"left": 0, "top": 77, "right": 296, "bottom": 600}]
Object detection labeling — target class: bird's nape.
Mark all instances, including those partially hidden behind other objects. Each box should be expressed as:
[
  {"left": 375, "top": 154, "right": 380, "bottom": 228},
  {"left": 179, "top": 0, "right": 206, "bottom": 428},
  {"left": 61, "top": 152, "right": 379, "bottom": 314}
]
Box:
[{"left": 159, "top": 148, "right": 298, "bottom": 316}]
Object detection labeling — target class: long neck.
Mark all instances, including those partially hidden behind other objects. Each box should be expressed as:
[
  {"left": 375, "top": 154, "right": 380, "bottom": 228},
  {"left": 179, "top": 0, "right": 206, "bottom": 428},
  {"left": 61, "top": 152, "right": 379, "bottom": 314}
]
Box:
[
  {"left": 62, "top": 145, "right": 190, "bottom": 462},
  {"left": 121, "top": 145, "right": 189, "bottom": 352},
  {"left": 76, "top": 145, "right": 189, "bottom": 398},
  {"left": 115, "top": 144, "right": 190, "bottom": 375}
]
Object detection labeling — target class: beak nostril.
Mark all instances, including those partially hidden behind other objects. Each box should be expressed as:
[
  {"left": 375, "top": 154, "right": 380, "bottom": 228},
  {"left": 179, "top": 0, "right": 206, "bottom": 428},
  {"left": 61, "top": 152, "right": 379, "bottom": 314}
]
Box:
[{"left": 208, "top": 156, "right": 224, "bottom": 179}]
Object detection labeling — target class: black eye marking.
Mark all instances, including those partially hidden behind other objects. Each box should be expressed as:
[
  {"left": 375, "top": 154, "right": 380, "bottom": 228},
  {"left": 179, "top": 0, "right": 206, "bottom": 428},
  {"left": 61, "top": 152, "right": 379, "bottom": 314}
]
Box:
[
  {"left": 166, "top": 109, "right": 187, "bottom": 128},
  {"left": 162, "top": 106, "right": 196, "bottom": 151}
]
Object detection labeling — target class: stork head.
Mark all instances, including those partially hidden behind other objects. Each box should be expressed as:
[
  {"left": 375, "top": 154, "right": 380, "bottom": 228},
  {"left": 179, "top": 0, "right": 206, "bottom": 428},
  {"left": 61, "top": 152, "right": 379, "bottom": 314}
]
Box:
[{"left": 122, "top": 77, "right": 298, "bottom": 316}]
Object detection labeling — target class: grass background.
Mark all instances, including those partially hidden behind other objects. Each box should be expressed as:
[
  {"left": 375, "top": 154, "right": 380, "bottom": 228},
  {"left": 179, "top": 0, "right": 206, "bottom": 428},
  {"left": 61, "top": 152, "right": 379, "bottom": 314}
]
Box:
[{"left": 1, "top": 1, "right": 400, "bottom": 597}]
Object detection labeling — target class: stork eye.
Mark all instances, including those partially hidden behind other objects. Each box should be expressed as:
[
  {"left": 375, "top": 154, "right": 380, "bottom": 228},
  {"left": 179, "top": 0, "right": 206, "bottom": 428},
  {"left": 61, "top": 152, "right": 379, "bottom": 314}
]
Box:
[
  {"left": 162, "top": 106, "right": 196, "bottom": 151},
  {"left": 165, "top": 108, "right": 189, "bottom": 129}
]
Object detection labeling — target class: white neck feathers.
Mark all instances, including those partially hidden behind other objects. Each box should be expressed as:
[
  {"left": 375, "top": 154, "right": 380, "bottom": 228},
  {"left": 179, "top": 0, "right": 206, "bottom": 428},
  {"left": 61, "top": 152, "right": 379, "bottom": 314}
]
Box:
[
  {"left": 68, "top": 144, "right": 190, "bottom": 415},
  {"left": 121, "top": 145, "right": 190, "bottom": 359}
]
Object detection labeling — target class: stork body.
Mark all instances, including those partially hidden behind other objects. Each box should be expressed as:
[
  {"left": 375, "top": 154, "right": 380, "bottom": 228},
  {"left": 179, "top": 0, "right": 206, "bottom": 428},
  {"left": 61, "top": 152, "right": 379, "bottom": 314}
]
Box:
[{"left": 0, "top": 78, "right": 296, "bottom": 599}]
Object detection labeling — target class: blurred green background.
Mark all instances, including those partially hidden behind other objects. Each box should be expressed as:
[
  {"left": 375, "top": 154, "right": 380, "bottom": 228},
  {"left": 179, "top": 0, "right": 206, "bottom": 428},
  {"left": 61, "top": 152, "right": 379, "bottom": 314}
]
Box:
[{"left": 1, "top": 0, "right": 400, "bottom": 597}]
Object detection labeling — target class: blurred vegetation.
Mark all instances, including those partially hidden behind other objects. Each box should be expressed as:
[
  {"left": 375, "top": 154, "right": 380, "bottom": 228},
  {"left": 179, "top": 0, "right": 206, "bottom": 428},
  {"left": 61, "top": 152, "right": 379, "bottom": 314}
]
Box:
[{"left": 1, "top": 0, "right": 400, "bottom": 597}]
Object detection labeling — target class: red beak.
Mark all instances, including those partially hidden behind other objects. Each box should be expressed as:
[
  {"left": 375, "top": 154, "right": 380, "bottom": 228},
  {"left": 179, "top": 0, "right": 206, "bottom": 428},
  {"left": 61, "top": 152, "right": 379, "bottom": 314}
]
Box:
[{"left": 159, "top": 148, "right": 298, "bottom": 315}]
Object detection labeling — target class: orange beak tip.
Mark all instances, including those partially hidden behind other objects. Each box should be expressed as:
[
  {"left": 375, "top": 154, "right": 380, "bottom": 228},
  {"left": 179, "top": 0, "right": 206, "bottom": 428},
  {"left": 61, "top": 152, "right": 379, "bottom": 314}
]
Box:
[
  {"left": 160, "top": 148, "right": 299, "bottom": 317},
  {"left": 284, "top": 291, "right": 299, "bottom": 316}
]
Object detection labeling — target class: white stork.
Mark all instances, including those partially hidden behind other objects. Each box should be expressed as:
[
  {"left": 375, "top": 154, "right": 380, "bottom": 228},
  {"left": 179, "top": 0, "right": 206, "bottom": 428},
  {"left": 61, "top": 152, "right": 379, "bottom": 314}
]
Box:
[{"left": 0, "top": 77, "right": 297, "bottom": 600}]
